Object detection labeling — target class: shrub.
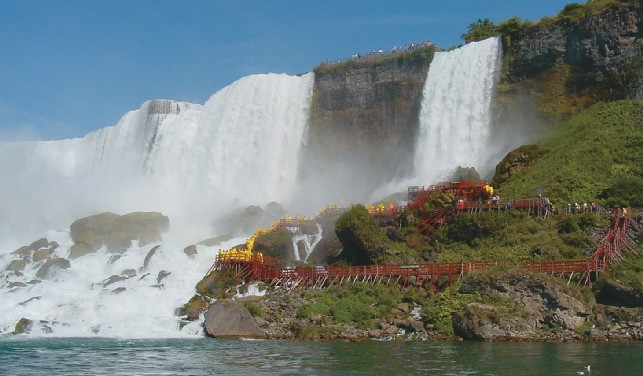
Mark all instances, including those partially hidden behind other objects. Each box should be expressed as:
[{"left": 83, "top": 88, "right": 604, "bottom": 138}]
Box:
[{"left": 461, "top": 18, "right": 499, "bottom": 43}]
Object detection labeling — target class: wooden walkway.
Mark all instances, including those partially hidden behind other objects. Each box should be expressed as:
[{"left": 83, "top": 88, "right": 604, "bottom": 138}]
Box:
[
  {"left": 210, "top": 210, "right": 633, "bottom": 290},
  {"left": 209, "top": 181, "right": 636, "bottom": 290}
]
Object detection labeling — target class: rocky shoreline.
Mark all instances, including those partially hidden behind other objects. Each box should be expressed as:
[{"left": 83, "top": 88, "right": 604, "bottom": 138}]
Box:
[{"left": 200, "top": 273, "right": 643, "bottom": 343}]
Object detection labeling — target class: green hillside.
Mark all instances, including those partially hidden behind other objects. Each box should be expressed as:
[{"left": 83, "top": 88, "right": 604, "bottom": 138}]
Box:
[{"left": 493, "top": 100, "right": 643, "bottom": 207}]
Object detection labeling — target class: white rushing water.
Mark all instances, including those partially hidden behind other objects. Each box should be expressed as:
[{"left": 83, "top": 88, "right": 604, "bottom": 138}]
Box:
[
  {"left": 290, "top": 224, "right": 323, "bottom": 262},
  {"left": 0, "top": 234, "right": 246, "bottom": 338},
  {"left": 0, "top": 73, "right": 314, "bottom": 246},
  {"left": 414, "top": 37, "right": 501, "bottom": 183},
  {"left": 0, "top": 38, "right": 505, "bottom": 337},
  {"left": 0, "top": 73, "right": 313, "bottom": 337}
]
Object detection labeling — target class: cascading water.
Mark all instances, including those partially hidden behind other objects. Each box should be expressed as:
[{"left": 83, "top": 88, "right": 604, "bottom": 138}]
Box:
[
  {"left": 290, "top": 224, "right": 323, "bottom": 262},
  {"left": 0, "top": 39, "right": 505, "bottom": 337},
  {"left": 414, "top": 37, "right": 501, "bottom": 183},
  {"left": 0, "top": 73, "right": 314, "bottom": 245},
  {"left": 0, "top": 73, "right": 314, "bottom": 337}
]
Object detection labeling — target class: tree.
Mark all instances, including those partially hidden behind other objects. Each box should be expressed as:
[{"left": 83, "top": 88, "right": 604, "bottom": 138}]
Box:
[{"left": 461, "top": 18, "right": 499, "bottom": 44}]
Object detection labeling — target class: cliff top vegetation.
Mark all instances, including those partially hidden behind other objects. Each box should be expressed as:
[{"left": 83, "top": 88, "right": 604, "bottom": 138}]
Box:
[
  {"left": 312, "top": 45, "right": 437, "bottom": 76},
  {"left": 461, "top": 0, "right": 639, "bottom": 43}
]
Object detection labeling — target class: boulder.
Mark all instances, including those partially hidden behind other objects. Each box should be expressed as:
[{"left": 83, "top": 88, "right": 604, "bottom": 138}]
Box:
[
  {"left": 29, "top": 238, "right": 49, "bottom": 251},
  {"left": 142, "top": 245, "right": 161, "bottom": 270},
  {"left": 204, "top": 300, "right": 266, "bottom": 338},
  {"left": 68, "top": 212, "right": 169, "bottom": 258},
  {"left": 102, "top": 275, "right": 128, "bottom": 287},
  {"left": 11, "top": 246, "right": 32, "bottom": 259},
  {"left": 35, "top": 258, "right": 71, "bottom": 280},
  {"left": 157, "top": 270, "right": 171, "bottom": 284},
  {"left": 32, "top": 248, "right": 52, "bottom": 262},
  {"left": 13, "top": 318, "right": 33, "bottom": 334},
  {"left": 5, "top": 259, "right": 27, "bottom": 272},
  {"left": 183, "top": 245, "right": 198, "bottom": 258}
]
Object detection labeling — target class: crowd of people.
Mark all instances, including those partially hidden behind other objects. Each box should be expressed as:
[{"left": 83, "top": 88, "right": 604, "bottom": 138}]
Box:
[{"left": 320, "top": 40, "right": 435, "bottom": 66}]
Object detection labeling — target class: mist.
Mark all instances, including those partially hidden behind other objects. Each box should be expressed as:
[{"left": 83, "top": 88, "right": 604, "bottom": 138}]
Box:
[{"left": 0, "top": 38, "right": 546, "bottom": 254}]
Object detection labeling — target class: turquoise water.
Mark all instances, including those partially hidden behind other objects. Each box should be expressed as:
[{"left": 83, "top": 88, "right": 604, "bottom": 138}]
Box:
[{"left": 0, "top": 337, "right": 641, "bottom": 375}]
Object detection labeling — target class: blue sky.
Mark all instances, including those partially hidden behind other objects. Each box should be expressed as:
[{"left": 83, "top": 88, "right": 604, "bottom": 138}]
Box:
[{"left": 1, "top": 0, "right": 573, "bottom": 141}]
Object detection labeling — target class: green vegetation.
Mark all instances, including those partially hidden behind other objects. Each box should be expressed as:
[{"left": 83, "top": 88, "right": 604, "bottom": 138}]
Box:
[
  {"left": 543, "top": 0, "right": 633, "bottom": 23},
  {"left": 595, "top": 238, "right": 643, "bottom": 295},
  {"left": 462, "top": 0, "right": 634, "bottom": 44},
  {"left": 335, "top": 205, "right": 390, "bottom": 264},
  {"left": 429, "top": 210, "right": 605, "bottom": 263},
  {"left": 420, "top": 277, "right": 529, "bottom": 335},
  {"left": 495, "top": 100, "right": 643, "bottom": 206},
  {"left": 461, "top": 18, "right": 501, "bottom": 44},
  {"left": 296, "top": 283, "right": 403, "bottom": 329},
  {"left": 313, "top": 46, "right": 436, "bottom": 76}
]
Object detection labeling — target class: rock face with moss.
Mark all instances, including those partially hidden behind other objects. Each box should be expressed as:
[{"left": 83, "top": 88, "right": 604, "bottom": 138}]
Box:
[
  {"left": 453, "top": 269, "right": 594, "bottom": 341},
  {"left": 500, "top": 1, "right": 642, "bottom": 122}
]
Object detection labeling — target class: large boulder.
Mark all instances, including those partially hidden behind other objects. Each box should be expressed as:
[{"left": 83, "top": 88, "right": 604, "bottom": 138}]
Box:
[
  {"left": 253, "top": 227, "right": 295, "bottom": 262},
  {"left": 68, "top": 212, "right": 169, "bottom": 258},
  {"left": 334, "top": 205, "right": 389, "bottom": 265},
  {"left": 204, "top": 300, "right": 266, "bottom": 338}
]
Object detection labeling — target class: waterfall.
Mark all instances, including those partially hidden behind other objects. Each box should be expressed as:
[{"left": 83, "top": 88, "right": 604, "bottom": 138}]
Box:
[
  {"left": 0, "top": 73, "right": 314, "bottom": 337},
  {"left": 290, "top": 224, "right": 323, "bottom": 262},
  {"left": 414, "top": 37, "right": 501, "bottom": 183},
  {"left": 0, "top": 73, "right": 314, "bottom": 245}
]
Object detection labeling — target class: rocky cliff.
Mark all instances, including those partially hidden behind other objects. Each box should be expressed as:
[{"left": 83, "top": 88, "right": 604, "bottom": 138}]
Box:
[
  {"left": 499, "top": 1, "right": 642, "bottom": 122},
  {"left": 296, "top": 48, "right": 435, "bottom": 206}
]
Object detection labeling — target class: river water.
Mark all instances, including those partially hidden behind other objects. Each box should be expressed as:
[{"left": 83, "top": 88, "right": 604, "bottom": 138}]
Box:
[{"left": 1, "top": 337, "right": 640, "bottom": 375}]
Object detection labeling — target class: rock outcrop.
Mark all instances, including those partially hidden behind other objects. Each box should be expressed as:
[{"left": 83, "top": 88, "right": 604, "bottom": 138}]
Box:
[
  {"left": 298, "top": 48, "right": 435, "bottom": 206},
  {"left": 500, "top": 1, "right": 642, "bottom": 122},
  {"left": 204, "top": 300, "right": 266, "bottom": 338},
  {"left": 453, "top": 269, "right": 594, "bottom": 340},
  {"left": 68, "top": 212, "right": 169, "bottom": 259}
]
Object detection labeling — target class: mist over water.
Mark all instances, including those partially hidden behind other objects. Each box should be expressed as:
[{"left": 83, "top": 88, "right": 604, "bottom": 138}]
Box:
[
  {"left": 0, "top": 39, "right": 529, "bottom": 338},
  {"left": 0, "top": 73, "right": 314, "bottom": 246}
]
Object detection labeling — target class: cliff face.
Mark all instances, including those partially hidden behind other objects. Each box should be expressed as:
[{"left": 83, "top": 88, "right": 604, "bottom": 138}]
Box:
[
  {"left": 296, "top": 50, "right": 434, "bottom": 206},
  {"left": 500, "top": 1, "right": 642, "bottom": 121}
]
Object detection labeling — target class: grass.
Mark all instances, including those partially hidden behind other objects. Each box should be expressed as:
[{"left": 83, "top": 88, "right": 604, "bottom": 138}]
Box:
[
  {"left": 495, "top": 100, "right": 643, "bottom": 206},
  {"left": 296, "top": 283, "right": 402, "bottom": 329}
]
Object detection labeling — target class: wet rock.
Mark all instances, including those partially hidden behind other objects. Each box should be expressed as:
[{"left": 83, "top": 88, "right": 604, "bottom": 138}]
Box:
[
  {"left": 142, "top": 245, "right": 161, "bottom": 270},
  {"left": 11, "top": 246, "right": 32, "bottom": 259},
  {"left": 122, "top": 269, "right": 137, "bottom": 278},
  {"left": 183, "top": 245, "right": 198, "bottom": 258},
  {"left": 19, "top": 296, "right": 41, "bottom": 306},
  {"left": 32, "top": 248, "right": 52, "bottom": 262},
  {"left": 35, "top": 258, "right": 70, "bottom": 280},
  {"left": 102, "top": 275, "right": 127, "bottom": 287},
  {"left": 69, "top": 212, "right": 169, "bottom": 258},
  {"left": 5, "top": 259, "right": 27, "bottom": 272},
  {"left": 8, "top": 282, "right": 27, "bottom": 289},
  {"left": 13, "top": 318, "right": 33, "bottom": 334},
  {"left": 157, "top": 270, "right": 171, "bottom": 284},
  {"left": 204, "top": 300, "right": 266, "bottom": 338}
]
